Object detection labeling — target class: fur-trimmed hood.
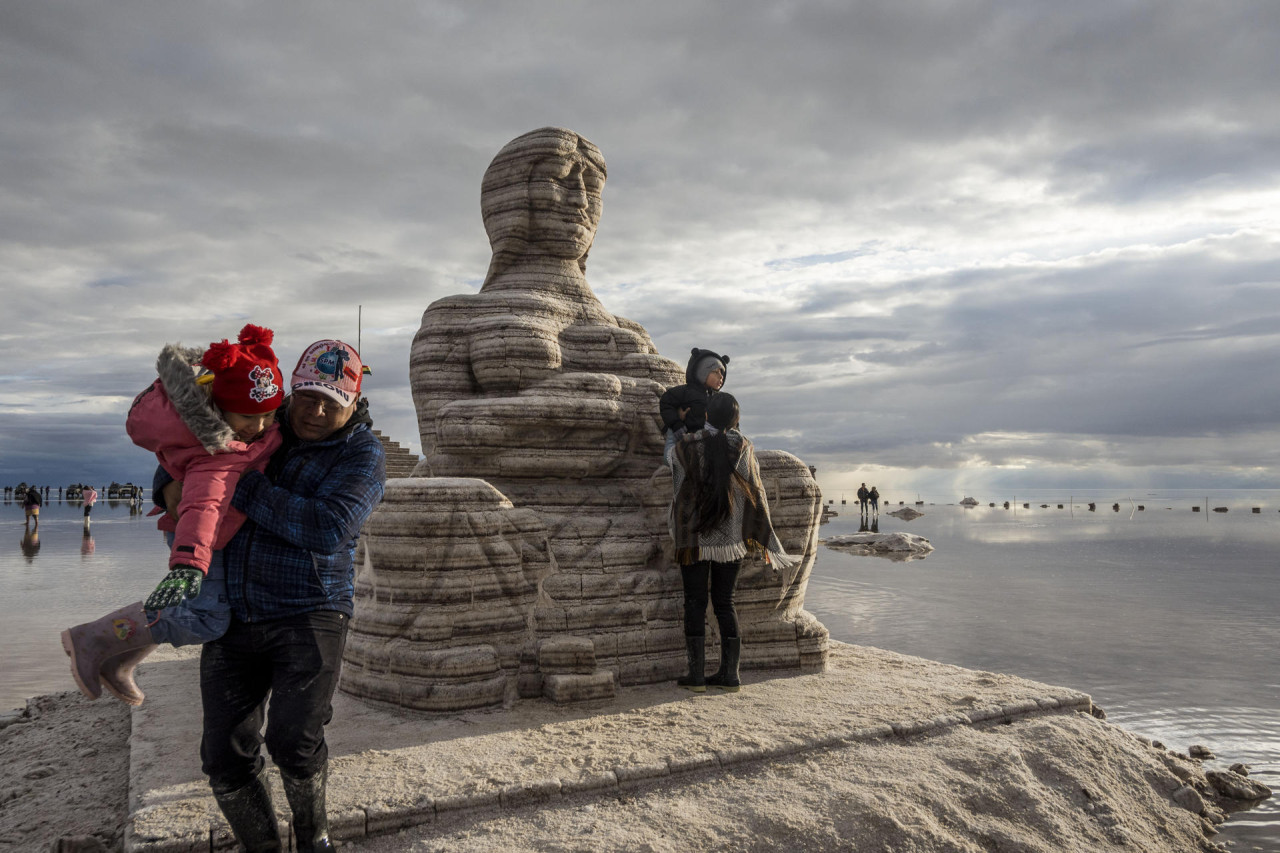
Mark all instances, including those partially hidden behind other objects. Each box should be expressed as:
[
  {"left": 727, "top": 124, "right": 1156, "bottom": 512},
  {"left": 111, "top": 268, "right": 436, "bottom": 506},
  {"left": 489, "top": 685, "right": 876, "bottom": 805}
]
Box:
[
  {"left": 127, "top": 343, "right": 285, "bottom": 574},
  {"left": 151, "top": 343, "right": 238, "bottom": 453}
]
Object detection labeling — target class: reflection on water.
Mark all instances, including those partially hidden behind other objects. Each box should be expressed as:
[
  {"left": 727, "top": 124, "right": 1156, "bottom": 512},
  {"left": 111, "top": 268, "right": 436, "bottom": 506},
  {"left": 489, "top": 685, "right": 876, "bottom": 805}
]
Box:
[
  {"left": 808, "top": 494, "right": 1280, "bottom": 849},
  {"left": 20, "top": 529, "right": 41, "bottom": 561}
]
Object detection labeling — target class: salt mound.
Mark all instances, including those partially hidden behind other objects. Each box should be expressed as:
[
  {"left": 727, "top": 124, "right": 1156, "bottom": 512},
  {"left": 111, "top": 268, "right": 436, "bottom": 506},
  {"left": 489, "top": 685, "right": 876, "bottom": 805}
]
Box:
[{"left": 821, "top": 531, "right": 934, "bottom": 561}]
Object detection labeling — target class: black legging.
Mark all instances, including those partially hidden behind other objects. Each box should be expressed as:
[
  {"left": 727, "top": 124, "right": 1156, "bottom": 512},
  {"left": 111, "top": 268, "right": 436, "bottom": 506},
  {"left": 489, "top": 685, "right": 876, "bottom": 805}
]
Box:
[{"left": 681, "top": 559, "right": 741, "bottom": 639}]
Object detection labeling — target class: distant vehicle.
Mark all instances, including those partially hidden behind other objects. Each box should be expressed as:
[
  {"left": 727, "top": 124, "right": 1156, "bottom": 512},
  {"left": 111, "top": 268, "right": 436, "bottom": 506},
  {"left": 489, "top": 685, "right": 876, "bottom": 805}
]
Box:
[{"left": 107, "top": 482, "right": 143, "bottom": 499}]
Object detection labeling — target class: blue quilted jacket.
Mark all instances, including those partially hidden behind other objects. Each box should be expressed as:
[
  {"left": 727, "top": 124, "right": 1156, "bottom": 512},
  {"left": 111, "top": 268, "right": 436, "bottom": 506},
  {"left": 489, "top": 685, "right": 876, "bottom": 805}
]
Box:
[{"left": 221, "top": 400, "right": 386, "bottom": 621}]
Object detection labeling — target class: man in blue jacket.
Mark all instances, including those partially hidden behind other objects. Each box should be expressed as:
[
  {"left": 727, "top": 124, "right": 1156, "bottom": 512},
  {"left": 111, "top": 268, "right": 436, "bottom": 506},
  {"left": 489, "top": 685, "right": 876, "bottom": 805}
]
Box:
[{"left": 158, "top": 338, "right": 386, "bottom": 851}]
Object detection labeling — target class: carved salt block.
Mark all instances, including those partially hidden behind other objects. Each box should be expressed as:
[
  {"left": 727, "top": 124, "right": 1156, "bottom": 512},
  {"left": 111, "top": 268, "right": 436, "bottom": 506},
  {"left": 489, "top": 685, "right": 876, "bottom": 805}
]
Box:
[
  {"left": 543, "top": 671, "right": 616, "bottom": 703},
  {"left": 537, "top": 636, "right": 617, "bottom": 703},
  {"left": 341, "top": 478, "right": 547, "bottom": 711},
  {"left": 537, "top": 636, "right": 597, "bottom": 674}
]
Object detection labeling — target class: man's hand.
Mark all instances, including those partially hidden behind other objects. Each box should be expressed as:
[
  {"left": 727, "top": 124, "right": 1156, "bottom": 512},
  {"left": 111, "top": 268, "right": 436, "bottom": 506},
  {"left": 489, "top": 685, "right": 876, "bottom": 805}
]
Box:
[
  {"left": 145, "top": 566, "right": 203, "bottom": 611},
  {"left": 161, "top": 479, "right": 184, "bottom": 521}
]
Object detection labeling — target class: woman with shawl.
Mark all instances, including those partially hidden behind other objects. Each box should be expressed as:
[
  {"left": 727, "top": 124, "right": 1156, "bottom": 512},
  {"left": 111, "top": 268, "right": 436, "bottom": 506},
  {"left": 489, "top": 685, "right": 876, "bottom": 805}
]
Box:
[{"left": 667, "top": 392, "right": 796, "bottom": 692}]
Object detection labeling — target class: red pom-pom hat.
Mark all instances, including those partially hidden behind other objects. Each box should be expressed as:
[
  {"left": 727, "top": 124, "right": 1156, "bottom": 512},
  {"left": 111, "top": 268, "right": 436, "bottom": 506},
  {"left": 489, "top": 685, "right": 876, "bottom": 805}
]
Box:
[{"left": 201, "top": 324, "right": 283, "bottom": 415}]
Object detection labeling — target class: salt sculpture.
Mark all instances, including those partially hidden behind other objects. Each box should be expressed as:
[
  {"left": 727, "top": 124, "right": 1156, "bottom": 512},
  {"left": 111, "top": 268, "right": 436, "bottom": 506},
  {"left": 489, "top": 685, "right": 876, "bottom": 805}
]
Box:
[{"left": 341, "top": 128, "right": 828, "bottom": 711}]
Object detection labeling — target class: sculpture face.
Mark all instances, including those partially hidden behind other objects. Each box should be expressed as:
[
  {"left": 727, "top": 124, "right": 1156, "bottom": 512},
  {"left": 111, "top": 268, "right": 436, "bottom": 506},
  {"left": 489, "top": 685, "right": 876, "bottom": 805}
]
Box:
[
  {"left": 526, "top": 153, "right": 604, "bottom": 259},
  {"left": 478, "top": 129, "right": 608, "bottom": 285}
]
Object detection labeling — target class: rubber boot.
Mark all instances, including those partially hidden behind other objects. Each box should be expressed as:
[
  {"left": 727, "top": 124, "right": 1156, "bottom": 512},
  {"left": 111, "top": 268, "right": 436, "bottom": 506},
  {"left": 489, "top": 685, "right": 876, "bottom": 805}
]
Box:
[
  {"left": 280, "top": 764, "right": 335, "bottom": 852},
  {"left": 213, "top": 775, "right": 282, "bottom": 852},
  {"left": 99, "top": 643, "right": 159, "bottom": 706},
  {"left": 706, "top": 636, "right": 741, "bottom": 692},
  {"left": 704, "top": 636, "right": 729, "bottom": 686},
  {"left": 60, "top": 602, "right": 152, "bottom": 701},
  {"left": 675, "top": 636, "right": 706, "bottom": 692}
]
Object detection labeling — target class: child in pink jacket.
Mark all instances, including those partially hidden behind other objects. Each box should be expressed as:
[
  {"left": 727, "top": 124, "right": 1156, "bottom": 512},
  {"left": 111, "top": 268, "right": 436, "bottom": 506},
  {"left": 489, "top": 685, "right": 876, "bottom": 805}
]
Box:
[
  {"left": 60, "top": 324, "right": 285, "bottom": 707},
  {"left": 81, "top": 485, "right": 98, "bottom": 531}
]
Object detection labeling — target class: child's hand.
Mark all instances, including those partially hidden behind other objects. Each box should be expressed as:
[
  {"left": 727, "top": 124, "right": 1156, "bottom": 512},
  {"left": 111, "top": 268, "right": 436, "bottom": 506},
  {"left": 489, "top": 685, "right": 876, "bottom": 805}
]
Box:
[
  {"left": 161, "top": 479, "right": 184, "bottom": 521},
  {"left": 145, "top": 566, "right": 203, "bottom": 611}
]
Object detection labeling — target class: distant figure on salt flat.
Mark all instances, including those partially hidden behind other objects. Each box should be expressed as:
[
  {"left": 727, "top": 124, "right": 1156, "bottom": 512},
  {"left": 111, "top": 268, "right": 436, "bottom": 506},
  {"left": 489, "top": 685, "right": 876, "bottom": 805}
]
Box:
[
  {"left": 81, "top": 484, "right": 97, "bottom": 531},
  {"left": 22, "top": 483, "right": 41, "bottom": 529}
]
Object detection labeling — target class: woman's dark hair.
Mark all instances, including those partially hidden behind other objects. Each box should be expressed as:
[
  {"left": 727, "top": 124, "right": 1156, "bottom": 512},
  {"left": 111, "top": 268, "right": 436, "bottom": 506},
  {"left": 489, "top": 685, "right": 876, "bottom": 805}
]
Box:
[
  {"left": 706, "top": 392, "right": 739, "bottom": 431},
  {"left": 692, "top": 393, "right": 752, "bottom": 533}
]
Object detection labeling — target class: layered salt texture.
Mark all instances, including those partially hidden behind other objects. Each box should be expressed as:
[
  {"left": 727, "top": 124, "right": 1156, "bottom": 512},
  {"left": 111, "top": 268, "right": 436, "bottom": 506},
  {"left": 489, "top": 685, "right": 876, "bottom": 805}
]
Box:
[{"left": 342, "top": 128, "right": 828, "bottom": 711}]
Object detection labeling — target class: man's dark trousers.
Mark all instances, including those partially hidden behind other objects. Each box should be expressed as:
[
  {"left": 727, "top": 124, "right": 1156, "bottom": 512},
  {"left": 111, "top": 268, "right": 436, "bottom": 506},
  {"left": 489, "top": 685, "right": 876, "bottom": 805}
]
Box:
[{"left": 200, "top": 610, "right": 349, "bottom": 794}]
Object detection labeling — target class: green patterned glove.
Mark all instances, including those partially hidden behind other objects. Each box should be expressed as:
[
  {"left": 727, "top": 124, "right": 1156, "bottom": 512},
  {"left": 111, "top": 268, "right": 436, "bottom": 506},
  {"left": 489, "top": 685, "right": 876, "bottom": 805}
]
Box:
[{"left": 145, "top": 566, "right": 203, "bottom": 611}]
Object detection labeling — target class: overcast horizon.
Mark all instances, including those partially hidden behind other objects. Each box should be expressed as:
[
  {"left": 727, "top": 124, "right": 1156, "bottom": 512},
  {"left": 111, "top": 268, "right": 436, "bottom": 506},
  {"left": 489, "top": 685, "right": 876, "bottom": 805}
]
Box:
[{"left": 3, "top": 2, "right": 1279, "bottom": 499}]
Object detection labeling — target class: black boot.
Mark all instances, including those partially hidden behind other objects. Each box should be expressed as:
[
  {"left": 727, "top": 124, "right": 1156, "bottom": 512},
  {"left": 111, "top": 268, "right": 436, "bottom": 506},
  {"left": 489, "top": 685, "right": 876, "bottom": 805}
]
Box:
[
  {"left": 212, "top": 775, "right": 282, "bottom": 852},
  {"left": 675, "top": 636, "right": 706, "bottom": 692},
  {"left": 280, "top": 764, "right": 335, "bottom": 852},
  {"left": 706, "top": 636, "right": 741, "bottom": 692}
]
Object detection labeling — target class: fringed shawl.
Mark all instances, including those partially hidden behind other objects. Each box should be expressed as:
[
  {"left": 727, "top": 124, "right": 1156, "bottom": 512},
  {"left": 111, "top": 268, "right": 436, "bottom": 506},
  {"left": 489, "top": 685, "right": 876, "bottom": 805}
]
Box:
[{"left": 668, "top": 428, "right": 796, "bottom": 570}]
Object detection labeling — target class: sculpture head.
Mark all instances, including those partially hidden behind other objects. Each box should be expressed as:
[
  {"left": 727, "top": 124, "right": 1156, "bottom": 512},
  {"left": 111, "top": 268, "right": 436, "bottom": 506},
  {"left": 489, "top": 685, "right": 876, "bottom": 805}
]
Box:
[{"left": 480, "top": 127, "right": 607, "bottom": 287}]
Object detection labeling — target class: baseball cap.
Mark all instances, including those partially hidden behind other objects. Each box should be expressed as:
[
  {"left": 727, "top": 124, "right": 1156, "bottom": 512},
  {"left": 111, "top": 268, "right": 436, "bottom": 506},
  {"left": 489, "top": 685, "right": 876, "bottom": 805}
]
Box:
[{"left": 291, "top": 339, "right": 363, "bottom": 406}]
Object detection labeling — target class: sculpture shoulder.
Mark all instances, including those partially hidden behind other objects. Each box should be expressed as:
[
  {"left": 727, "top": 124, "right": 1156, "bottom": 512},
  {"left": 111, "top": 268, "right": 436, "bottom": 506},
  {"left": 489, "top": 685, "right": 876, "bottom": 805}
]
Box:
[{"left": 612, "top": 316, "right": 659, "bottom": 355}]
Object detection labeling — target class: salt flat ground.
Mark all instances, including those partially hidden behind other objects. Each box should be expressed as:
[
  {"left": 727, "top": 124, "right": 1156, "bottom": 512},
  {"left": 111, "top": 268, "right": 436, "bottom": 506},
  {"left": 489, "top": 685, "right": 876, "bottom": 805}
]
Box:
[{"left": 0, "top": 642, "right": 1254, "bottom": 852}]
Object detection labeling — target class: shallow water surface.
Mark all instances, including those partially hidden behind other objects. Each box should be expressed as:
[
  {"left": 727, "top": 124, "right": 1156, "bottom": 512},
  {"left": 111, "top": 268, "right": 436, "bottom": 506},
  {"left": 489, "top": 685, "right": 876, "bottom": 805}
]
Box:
[
  {"left": 2, "top": 498, "right": 168, "bottom": 708},
  {"left": 807, "top": 491, "right": 1280, "bottom": 849}
]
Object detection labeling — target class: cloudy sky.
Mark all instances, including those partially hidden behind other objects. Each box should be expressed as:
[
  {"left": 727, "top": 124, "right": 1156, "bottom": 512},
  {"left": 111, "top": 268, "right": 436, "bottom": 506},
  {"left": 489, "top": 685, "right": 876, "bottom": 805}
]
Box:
[{"left": 3, "top": 1, "right": 1278, "bottom": 499}]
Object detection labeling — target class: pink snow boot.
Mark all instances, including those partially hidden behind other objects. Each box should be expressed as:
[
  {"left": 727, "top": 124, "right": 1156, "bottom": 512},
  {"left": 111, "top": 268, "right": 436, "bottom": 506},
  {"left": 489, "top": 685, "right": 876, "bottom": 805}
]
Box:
[
  {"left": 98, "top": 644, "right": 159, "bottom": 706},
  {"left": 61, "top": 602, "right": 155, "bottom": 702}
]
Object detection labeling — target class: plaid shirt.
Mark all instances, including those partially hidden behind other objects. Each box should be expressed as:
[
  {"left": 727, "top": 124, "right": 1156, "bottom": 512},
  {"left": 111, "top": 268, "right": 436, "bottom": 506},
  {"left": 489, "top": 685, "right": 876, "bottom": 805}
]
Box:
[{"left": 223, "top": 413, "right": 386, "bottom": 622}]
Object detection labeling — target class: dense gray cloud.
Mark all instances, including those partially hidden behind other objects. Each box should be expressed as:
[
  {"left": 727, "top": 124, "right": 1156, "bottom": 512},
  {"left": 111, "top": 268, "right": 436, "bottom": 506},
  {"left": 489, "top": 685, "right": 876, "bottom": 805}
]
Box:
[{"left": 2, "top": 1, "right": 1278, "bottom": 498}]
